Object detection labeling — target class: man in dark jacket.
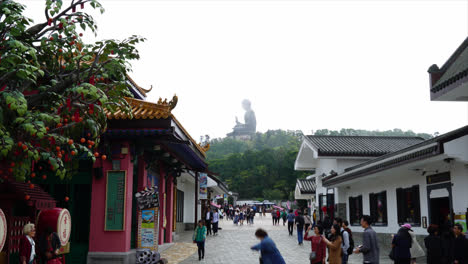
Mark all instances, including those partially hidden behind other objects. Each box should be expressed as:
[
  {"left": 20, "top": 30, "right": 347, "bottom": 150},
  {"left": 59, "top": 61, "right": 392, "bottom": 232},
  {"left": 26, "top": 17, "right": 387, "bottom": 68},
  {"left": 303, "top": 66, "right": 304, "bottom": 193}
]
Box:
[
  {"left": 454, "top": 224, "right": 468, "bottom": 264},
  {"left": 295, "top": 211, "right": 305, "bottom": 245},
  {"left": 424, "top": 225, "right": 443, "bottom": 264},
  {"left": 354, "top": 215, "right": 379, "bottom": 264}
]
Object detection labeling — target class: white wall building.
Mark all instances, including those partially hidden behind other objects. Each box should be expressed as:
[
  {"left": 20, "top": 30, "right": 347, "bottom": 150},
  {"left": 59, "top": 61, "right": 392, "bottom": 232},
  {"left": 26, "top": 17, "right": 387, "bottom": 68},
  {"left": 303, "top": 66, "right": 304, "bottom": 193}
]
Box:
[
  {"left": 323, "top": 126, "right": 468, "bottom": 237},
  {"left": 175, "top": 171, "right": 229, "bottom": 232},
  {"left": 295, "top": 135, "right": 424, "bottom": 221}
]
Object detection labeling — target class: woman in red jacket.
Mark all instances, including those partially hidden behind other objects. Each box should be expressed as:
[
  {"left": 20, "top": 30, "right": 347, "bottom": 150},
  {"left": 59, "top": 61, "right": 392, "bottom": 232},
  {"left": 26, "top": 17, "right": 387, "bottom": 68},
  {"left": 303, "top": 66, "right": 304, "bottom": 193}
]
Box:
[
  {"left": 304, "top": 225, "right": 327, "bottom": 264},
  {"left": 19, "top": 223, "right": 37, "bottom": 264}
]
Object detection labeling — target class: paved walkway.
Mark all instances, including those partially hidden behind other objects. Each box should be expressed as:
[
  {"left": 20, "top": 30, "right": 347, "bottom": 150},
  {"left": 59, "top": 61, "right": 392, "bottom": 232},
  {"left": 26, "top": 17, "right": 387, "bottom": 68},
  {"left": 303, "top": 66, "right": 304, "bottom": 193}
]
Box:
[{"left": 163, "top": 214, "right": 409, "bottom": 264}]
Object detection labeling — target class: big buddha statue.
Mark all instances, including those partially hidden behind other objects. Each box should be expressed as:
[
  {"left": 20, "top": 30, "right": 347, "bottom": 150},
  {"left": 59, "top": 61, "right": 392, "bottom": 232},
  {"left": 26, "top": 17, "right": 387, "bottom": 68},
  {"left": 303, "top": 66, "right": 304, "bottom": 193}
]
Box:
[{"left": 227, "top": 99, "right": 257, "bottom": 140}]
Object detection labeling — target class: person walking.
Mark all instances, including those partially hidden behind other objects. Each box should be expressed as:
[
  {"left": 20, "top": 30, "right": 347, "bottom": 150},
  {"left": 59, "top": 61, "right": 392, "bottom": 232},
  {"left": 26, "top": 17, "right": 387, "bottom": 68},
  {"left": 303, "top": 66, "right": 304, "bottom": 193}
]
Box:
[
  {"left": 205, "top": 209, "right": 212, "bottom": 236},
  {"left": 276, "top": 210, "right": 281, "bottom": 225},
  {"left": 304, "top": 209, "right": 312, "bottom": 232},
  {"left": 354, "top": 215, "right": 380, "bottom": 264},
  {"left": 19, "top": 223, "right": 37, "bottom": 264},
  {"left": 250, "top": 209, "right": 256, "bottom": 225},
  {"left": 212, "top": 209, "right": 219, "bottom": 236},
  {"left": 193, "top": 220, "right": 207, "bottom": 261},
  {"left": 287, "top": 210, "right": 295, "bottom": 236},
  {"left": 295, "top": 211, "right": 305, "bottom": 245},
  {"left": 453, "top": 223, "right": 468, "bottom": 264},
  {"left": 271, "top": 210, "right": 276, "bottom": 225},
  {"left": 251, "top": 228, "right": 286, "bottom": 264},
  {"left": 392, "top": 225, "right": 412, "bottom": 264},
  {"left": 281, "top": 210, "right": 287, "bottom": 226},
  {"left": 401, "top": 224, "right": 425, "bottom": 263},
  {"left": 335, "top": 218, "right": 350, "bottom": 264},
  {"left": 313, "top": 210, "right": 317, "bottom": 227},
  {"left": 321, "top": 224, "right": 343, "bottom": 264},
  {"left": 424, "top": 225, "right": 443, "bottom": 264},
  {"left": 304, "top": 225, "right": 327, "bottom": 264}
]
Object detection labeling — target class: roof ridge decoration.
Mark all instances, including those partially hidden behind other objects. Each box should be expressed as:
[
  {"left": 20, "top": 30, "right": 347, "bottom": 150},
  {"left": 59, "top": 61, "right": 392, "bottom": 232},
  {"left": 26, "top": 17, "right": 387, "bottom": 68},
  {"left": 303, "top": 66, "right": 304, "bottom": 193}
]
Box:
[
  {"left": 106, "top": 95, "right": 178, "bottom": 120},
  {"left": 126, "top": 74, "right": 153, "bottom": 96}
]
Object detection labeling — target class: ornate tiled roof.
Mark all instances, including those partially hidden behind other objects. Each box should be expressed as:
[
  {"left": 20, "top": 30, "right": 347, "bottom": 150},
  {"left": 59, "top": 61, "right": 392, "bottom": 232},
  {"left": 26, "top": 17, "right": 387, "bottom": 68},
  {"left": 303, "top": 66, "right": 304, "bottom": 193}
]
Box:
[
  {"left": 429, "top": 36, "right": 468, "bottom": 94},
  {"left": 297, "top": 178, "right": 316, "bottom": 194},
  {"left": 305, "top": 135, "right": 424, "bottom": 157},
  {"left": 126, "top": 74, "right": 153, "bottom": 97},
  {"left": 105, "top": 96, "right": 177, "bottom": 120}
]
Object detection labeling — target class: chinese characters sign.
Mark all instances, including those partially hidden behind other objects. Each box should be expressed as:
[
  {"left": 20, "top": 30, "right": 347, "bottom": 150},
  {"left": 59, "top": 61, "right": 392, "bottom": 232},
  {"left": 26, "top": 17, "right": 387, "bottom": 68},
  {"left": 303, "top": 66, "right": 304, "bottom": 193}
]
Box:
[
  {"left": 57, "top": 209, "right": 71, "bottom": 246},
  {"left": 105, "top": 171, "right": 126, "bottom": 231}
]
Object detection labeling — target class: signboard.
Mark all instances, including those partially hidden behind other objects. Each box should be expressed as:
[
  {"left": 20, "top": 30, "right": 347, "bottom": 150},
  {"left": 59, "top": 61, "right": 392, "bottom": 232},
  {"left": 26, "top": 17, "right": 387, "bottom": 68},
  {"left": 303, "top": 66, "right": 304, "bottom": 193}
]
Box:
[
  {"left": 455, "top": 214, "right": 467, "bottom": 232},
  {"left": 135, "top": 186, "right": 159, "bottom": 210},
  {"left": 0, "top": 209, "right": 6, "bottom": 252},
  {"left": 199, "top": 173, "right": 208, "bottom": 200},
  {"left": 426, "top": 172, "right": 451, "bottom": 185},
  {"left": 137, "top": 207, "right": 159, "bottom": 252},
  {"left": 224, "top": 194, "right": 228, "bottom": 204},
  {"left": 57, "top": 209, "right": 71, "bottom": 246},
  {"left": 105, "top": 170, "right": 127, "bottom": 231}
]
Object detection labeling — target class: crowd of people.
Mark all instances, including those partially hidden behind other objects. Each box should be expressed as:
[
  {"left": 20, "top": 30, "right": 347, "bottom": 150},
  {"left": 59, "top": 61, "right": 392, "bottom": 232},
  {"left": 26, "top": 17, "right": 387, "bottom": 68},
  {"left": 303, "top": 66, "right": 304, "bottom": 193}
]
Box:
[
  {"left": 195, "top": 203, "right": 468, "bottom": 264},
  {"left": 249, "top": 207, "right": 468, "bottom": 264}
]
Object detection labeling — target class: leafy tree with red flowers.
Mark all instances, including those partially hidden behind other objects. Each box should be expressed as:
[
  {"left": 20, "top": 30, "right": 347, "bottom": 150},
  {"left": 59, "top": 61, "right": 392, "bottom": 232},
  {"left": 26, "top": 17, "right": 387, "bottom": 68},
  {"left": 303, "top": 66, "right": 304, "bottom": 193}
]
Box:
[{"left": 0, "top": 0, "right": 145, "bottom": 181}]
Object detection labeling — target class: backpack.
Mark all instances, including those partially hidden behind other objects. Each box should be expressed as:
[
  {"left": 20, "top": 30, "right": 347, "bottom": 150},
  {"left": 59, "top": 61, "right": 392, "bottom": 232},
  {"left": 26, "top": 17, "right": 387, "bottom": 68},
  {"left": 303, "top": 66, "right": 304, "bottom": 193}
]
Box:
[{"left": 341, "top": 229, "right": 354, "bottom": 255}]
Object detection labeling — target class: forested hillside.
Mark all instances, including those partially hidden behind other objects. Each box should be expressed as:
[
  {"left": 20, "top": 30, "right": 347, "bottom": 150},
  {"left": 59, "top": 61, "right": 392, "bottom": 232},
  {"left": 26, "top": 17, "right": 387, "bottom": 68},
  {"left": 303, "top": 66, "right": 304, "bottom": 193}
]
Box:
[{"left": 207, "top": 128, "right": 433, "bottom": 200}]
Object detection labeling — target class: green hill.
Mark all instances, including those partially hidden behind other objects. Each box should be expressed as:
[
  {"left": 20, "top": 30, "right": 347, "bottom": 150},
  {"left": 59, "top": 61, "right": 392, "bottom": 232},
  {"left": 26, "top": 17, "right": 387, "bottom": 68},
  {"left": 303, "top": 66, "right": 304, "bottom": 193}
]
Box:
[{"left": 207, "top": 128, "right": 433, "bottom": 200}]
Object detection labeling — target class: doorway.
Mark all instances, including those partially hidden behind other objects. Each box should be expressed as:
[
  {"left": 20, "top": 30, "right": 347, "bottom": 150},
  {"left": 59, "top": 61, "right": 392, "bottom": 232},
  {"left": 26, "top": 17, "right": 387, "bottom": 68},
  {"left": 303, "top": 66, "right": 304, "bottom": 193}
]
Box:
[
  {"left": 429, "top": 197, "right": 450, "bottom": 227},
  {"left": 427, "top": 182, "right": 453, "bottom": 229}
]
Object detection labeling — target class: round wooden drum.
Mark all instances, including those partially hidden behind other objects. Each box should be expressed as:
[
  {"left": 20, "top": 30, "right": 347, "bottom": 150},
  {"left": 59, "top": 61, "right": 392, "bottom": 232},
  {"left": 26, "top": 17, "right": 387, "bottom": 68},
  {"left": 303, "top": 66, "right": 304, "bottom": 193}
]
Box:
[
  {"left": 0, "top": 208, "right": 6, "bottom": 252},
  {"left": 37, "top": 208, "right": 71, "bottom": 246}
]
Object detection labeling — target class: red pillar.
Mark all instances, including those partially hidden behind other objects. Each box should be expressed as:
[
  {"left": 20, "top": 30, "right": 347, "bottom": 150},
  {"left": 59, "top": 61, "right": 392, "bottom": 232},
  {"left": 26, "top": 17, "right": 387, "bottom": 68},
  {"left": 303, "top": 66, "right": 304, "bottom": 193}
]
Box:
[
  {"left": 137, "top": 155, "right": 147, "bottom": 191},
  {"left": 158, "top": 163, "right": 166, "bottom": 245},
  {"left": 165, "top": 174, "right": 174, "bottom": 243}
]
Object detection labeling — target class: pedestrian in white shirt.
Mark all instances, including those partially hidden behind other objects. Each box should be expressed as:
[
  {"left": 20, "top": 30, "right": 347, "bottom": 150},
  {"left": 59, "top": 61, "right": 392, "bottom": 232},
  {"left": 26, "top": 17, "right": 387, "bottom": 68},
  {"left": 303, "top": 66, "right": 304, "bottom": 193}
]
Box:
[{"left": 212, "top": 210, "right": 220, "bottom": 235}]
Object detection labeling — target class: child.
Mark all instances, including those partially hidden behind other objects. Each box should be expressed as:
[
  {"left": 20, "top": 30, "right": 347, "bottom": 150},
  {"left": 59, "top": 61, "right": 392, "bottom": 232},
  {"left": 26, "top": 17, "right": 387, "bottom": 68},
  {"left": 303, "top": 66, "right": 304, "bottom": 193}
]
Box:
[{"left": 193, "top": 220, "right": 207, "bottom": 261}]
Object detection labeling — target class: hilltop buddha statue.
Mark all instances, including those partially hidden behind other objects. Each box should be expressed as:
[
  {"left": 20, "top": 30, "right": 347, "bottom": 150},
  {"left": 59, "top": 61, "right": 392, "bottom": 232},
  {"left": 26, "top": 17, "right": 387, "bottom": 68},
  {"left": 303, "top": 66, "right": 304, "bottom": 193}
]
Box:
[{"left": 227, "top": 99, "right": 256, "bottom": 139}]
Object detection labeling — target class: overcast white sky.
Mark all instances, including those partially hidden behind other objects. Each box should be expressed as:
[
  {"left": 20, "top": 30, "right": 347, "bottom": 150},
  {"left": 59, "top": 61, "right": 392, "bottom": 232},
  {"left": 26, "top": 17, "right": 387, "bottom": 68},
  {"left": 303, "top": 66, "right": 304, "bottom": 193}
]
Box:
[{"left": 22, "top": 0, "right": 468, "bottom": 140}]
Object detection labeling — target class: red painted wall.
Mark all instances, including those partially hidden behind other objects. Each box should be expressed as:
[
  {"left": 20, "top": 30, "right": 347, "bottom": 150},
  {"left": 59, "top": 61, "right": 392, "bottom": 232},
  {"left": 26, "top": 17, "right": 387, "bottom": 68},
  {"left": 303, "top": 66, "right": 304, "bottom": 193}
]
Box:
[
  {"left": 165, "top": 174, "right": 174, "bottom": 243},
  {"left": 158, "top": 164, "right": 166, "bottom": 245},
  {"left": 88, "top": 142, "right": 134, "bottom": 252}
]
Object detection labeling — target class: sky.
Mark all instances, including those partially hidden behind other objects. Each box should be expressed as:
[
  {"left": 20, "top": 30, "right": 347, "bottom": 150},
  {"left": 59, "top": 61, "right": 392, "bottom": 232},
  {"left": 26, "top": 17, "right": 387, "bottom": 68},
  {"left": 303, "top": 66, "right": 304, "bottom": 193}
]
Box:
[{"left": 21, "top": 0, "right": 468, "bottom": 140}]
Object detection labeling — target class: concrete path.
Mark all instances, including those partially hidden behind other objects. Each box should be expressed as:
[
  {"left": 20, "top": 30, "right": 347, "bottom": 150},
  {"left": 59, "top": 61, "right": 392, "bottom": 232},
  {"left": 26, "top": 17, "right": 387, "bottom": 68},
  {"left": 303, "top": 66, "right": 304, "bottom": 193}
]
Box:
[{"left": 163, "top": 214, "right": 418, "bottom": 264}]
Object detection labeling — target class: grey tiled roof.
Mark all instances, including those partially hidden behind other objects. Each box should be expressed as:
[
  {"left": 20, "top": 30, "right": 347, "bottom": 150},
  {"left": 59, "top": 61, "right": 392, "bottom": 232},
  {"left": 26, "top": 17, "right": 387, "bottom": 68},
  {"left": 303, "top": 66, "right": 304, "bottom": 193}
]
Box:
[
  {"left": 430, "top": 36, "right": 468, "bottom": 93},
  {"left": 305, "top": 135, "right": 425, "bottom": 157},
  {"left": 297, "top": 179, "right": 316, "bottom": 194}
]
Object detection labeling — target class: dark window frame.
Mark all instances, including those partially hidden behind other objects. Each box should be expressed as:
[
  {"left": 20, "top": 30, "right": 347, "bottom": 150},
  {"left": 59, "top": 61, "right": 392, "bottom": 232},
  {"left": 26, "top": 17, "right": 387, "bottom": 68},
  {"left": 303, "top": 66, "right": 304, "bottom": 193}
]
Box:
[
  {"left": 396, "top": 185, "right": 421, "bottom": 226},
  {"left": 176, "top": 189, "right": 184, "bottom": 223},
  {"left": 369, "top": 191, "right": 388, "bottom": 226},
  {"left": 349, "top": 195, "right": 363, "bottom": 226}
]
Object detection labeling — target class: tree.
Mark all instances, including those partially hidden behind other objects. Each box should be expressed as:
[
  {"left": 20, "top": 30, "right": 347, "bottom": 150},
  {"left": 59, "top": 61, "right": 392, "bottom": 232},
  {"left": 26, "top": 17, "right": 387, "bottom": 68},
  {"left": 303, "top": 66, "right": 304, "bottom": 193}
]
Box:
[
  {"left": 207, "top": 130, "right": 308, "bottom": 200},
  {"left": 0, "top": 0, "right": 144, "bottom": 181}
]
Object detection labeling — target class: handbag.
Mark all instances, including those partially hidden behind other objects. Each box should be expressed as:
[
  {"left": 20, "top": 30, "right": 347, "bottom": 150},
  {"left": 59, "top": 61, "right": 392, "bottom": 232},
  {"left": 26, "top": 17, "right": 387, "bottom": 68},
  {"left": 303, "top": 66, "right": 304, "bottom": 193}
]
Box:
[{"left": 310, "top": 237, "right": 322, "bottom": 260}]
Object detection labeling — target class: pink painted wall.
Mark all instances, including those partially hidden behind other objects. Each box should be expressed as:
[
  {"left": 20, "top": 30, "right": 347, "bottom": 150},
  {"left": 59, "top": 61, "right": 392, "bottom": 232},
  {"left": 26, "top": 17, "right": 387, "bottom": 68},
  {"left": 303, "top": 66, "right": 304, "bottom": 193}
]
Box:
[
  {"left": 165, "top": 174, "right": 174, "bottom": 243},
  {"left": 88, "top": 142, "right": 134, "bottom": 252}
]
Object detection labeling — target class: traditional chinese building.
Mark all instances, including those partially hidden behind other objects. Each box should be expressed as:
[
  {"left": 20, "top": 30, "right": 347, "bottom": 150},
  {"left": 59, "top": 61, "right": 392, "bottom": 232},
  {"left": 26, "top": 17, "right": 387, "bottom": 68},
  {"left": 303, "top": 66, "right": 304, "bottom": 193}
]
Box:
[
  {"left": 13, "top": 75, "right": 228, "bottom": 264},
  {"left": 315, "top": 36, "right": 468, "bottom": 245}
]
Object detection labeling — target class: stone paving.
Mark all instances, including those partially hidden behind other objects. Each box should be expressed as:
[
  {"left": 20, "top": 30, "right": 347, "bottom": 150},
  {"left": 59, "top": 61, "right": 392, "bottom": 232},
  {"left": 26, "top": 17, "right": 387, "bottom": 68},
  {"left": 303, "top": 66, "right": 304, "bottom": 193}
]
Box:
[{"left": 163, "top": 214, "right": 419, "bottom": 264}]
